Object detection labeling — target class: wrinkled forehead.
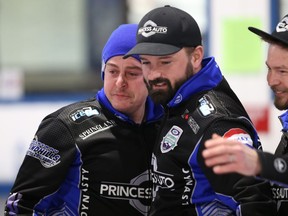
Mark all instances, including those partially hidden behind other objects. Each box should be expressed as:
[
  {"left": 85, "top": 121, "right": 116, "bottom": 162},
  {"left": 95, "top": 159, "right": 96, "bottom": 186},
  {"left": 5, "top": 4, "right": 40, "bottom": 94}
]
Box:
[
  {"left": 266, "top": 44, "right": 288, "bottom": 67},
  {"left": 107, "top": 55, "right": 141, "bottom": 64},
  {"left": 105, "top": 56, "right": 142, "bottom": 70}
]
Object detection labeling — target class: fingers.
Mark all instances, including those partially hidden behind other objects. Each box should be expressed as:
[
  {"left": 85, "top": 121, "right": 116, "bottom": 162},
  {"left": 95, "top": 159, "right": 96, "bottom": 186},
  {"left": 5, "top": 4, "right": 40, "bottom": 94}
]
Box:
[
  {"left": 204, "top": 133, "right": 223, "bottom": 148},
  {"left": 204, "top": 151, "right": 235, "bottom": 167},
  {"left": 202, "top": 133, "right": 242, "bottom": 174},
  {"left": 202, "top": 134, "right": 261, "bottom": 176},
  {"left": 202, "top": 135, "right": 233, "bottom": 159},
  {"left": 204, "top": 149, "right": 240, "bottom": 174},
  {"left": 212, "top": 163, "right": 239, "bottom": 174},
  {"left": 203, "top": 134, "right": 240, "bottom": 159}
]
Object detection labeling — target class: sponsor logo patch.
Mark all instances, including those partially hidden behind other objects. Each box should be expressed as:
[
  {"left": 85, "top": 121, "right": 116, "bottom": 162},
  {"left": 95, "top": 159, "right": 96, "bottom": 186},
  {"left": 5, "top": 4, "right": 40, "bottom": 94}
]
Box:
[
  {"left": 174, "top": 94, "right": 183, "bottom": 104},
  {"left": 274, "top": 158, "right": 287, "bottom": 173},
  {"left": 100, "top": 170, "right": 151, "bottom": 215},
  {"left": 27, "top": 136, "right": 61, "bottom": 168},
  {"left": 161, "top": 126, "right": 183, "bottom": 153},
  {"left": 70, "top": 106, "right": 100, "bottom": 123},
  {"left": 277, "top": 16, "right": 288, "bottom": 33},
  {"left": 182, "top": 109, "right": 200, "bottom": 134},
  {"left": 138, "top": 20, "right": 167, "bottom": 38},
  {"left": 79, "top": 120, "right": 117, "bottom": 140},
  {"left": 198, "top": 95, "right": 215, "bottom": 117},
  {"left": 272, "top": 185, "right": 288, "bottom": 200},
  {"left": 151, "top": 154, "right": 175, "bottom": 196},
  {"left": 223, "top": 128, "right": 253, "bottom": 146}
]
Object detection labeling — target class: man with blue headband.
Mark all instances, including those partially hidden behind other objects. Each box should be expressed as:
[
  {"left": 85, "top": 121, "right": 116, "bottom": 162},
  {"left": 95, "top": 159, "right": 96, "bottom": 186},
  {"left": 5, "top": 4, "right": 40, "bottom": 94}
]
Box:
[{"left": 4, "top": 24, "right": 163, "bottom": 216}]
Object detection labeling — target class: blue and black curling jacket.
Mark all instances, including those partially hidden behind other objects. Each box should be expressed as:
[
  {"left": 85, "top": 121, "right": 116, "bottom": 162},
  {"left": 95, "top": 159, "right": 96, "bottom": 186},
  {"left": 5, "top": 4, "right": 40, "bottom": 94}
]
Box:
[
  {"left": 4, "top": 90, "right": 163, "bottom": 216},
  {"left": 149, "top": 57, "right": 276, "bottom": 216},
  {"left": 258, "top": 110, "right": 288, "bottom": 215},
  {"left": 258, "top": 111, "right": 288, "bottom": 187}
]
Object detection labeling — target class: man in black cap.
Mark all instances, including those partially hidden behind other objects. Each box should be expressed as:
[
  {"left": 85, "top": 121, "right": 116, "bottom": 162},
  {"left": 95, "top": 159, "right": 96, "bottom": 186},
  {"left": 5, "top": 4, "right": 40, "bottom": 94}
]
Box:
[
  {"left": 124, "top": 5, "right": 276, "bottom": 216},
  {"left": 202, "top": 14, "right": 288, "bottom": 215}
]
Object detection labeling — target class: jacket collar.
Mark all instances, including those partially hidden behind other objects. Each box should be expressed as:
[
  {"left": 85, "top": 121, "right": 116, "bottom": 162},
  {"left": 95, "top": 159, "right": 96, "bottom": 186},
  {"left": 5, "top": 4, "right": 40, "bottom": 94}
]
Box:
[
  {"left": 167, "top": 57, "right": 223, "bottom": 108},
  {"left": 96, "top": 89, "right": 163, "bottom": 124}
]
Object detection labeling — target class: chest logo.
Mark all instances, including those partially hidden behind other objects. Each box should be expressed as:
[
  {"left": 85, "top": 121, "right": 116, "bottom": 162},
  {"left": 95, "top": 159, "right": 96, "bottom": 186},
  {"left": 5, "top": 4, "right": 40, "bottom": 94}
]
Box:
[
  {"left": 70, "top": 106, "right": 100, "bottom": 123},
  {"left": 198, "top": 95, "right": 215, "bottom": 116},
  {"left": 161, "top": 126, "right": 183, "bottom": 153},
  {"left": 274, "top": 158, "right": 287, "bottom": 173}
]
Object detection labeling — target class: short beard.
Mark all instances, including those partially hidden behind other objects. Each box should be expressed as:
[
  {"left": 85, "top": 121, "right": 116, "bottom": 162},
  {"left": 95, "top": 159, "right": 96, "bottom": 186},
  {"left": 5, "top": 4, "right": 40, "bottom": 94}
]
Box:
[
  {"left": 144, "top": 78, "right": 174, "bottom": 105},
  {"left": 274, "top": 97, "right": 288, "bottom": 111},
  {"left": 144, "top": 62, "right": 194, "bottom": 106}
]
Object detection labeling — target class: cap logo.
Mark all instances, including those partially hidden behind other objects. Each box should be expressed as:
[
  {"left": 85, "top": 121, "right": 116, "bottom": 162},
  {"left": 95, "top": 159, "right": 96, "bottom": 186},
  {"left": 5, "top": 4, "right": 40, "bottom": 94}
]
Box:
[
  {"left": 138, "top": 20, "right": 167, "bottom": 38},
  {"left": 276, "top": 17, "right": 288, "bottom": 32}
]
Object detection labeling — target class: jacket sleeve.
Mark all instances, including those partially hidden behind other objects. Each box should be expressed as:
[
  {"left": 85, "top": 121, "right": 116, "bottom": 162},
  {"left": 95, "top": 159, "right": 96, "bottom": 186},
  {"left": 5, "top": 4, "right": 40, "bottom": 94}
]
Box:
[
  {"left": 197, "top": 120, "right": 277, "bottom": 216},
  {"left": 257, "top": 151, "right": 288, "bottom": 187},
  {"left": 4, "top": 115, "right": 77, "bottom": 215}
]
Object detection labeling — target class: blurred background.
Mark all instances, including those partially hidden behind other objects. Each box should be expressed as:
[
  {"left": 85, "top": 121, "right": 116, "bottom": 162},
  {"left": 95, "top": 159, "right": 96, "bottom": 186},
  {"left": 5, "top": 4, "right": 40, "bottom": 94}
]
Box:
[{"left": 0, "top": 0, "right": 287, "bottom": 212}]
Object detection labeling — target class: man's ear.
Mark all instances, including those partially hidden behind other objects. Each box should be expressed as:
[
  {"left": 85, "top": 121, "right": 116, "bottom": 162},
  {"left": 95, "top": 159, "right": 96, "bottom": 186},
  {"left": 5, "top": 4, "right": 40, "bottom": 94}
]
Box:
[{"left": 190, "top": 46, "right": 204, "bottom": 73}]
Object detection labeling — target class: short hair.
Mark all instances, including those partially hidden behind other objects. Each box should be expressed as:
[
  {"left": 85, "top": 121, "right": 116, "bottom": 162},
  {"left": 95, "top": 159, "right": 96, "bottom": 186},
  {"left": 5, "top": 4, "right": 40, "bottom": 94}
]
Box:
[
  {"left": 262, "top": 36, "right": 288, "bottom": 50},
  {"left": 184, "top": 47, "right": 196, "bottom": 57}
]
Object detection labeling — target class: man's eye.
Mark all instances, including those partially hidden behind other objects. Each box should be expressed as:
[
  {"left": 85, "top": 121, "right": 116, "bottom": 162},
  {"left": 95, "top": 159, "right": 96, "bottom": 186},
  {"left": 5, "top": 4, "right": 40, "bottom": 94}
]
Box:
[
  {"left": 141, "top": 61, "right": 150, "bottom": 65},
  {"left": 162, "top": 61, "right": 171, "bottom": 65},
  {"left": 108, "top": 70, "right": 116, "bottom": 74},
  {"left": 106, "top": 70, "right": 119, "bottom": 77},
  {"left": 280, "top": 70, "right": 288, "bottom": 75},
  {"left": 126, "top": 72, "right": 141, "bottom": 79}
]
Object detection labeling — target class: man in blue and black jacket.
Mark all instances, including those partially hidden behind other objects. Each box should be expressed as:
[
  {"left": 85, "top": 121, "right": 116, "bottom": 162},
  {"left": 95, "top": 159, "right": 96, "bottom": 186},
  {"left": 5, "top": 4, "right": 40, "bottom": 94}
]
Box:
[
  {"left": 124, "top": 5, "right": 276, "bottom": 216},
  {"left": 4, "top": 24, "right": 163, "bottom": 216}
]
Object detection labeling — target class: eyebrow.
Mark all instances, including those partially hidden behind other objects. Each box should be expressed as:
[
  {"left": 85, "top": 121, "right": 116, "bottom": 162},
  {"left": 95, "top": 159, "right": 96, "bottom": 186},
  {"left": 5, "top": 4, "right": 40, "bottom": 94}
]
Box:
[
  {"left": 126, "top": 65, "right": 142, "bottom": 70},
  {"left": 140, "top": 55, "right": 173, "bottom": 61},
  {"left": 266, "top": 61, "right": 288, "bottom": 69},
  {"left": 106, "top": 62, "right": 141, "bottom": 70},
  {"left": 106, "top": 62, "right": 118, "bottom": 68}
]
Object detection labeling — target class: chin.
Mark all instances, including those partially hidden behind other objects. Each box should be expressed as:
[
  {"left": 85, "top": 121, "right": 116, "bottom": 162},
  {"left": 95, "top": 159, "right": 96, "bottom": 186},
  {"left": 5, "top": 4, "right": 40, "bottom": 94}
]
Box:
[{"left": 274, "top": 100, "right": 288, "bottom": 111}]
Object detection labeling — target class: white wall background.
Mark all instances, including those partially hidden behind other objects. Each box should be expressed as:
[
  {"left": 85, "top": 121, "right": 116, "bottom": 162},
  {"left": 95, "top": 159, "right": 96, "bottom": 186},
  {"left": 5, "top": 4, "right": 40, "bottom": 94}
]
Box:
[
  {"left": 208, "top": 0, "right": 283, "bottom": 153},
  {"left": 0, "top": 102, "right": 69, "bottom": 182},
  {"left": 0, "top": 0, "right": 86, "bottom": 72}
]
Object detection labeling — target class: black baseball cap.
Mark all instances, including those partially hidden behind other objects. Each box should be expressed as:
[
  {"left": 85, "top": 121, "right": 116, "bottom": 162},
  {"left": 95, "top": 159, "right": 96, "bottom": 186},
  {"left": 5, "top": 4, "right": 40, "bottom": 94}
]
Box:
[
  {"left": 248, "top": 14, "right": 288, "bottom": 47},
  {"left": 124, "top": 5, "right": 202, "bottom": 58}
]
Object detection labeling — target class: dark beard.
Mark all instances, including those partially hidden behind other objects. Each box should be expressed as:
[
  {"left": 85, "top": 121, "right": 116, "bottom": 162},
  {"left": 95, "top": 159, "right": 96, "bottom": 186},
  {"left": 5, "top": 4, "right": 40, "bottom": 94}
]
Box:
[
  {"left": 144, "top": 78, "right": 174, "bottom": 105},
  {"left": 274, "top": 97, "right": 288, "bottom": 111},
  {"left": 144, "top": 62, "right": 194, "bottom": 105}
]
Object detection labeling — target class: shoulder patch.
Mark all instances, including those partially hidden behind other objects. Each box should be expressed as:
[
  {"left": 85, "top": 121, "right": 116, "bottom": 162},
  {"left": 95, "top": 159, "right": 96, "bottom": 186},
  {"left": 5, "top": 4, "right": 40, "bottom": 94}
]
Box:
[
  {"left": 198, "top": 95, "right": 216, "bottom": 117},
  {"left": 27, "top": 136, "right": 61, "bottom": 168},
  {"left": 223, "top": 128, "right": 253, "bottom": 146}
]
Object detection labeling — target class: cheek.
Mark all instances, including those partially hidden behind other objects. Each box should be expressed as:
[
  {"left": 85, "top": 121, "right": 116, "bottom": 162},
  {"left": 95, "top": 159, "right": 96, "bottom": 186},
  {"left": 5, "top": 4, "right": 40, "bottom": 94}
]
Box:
[
  {"left": 266, "top": 73, "right": 270, "bottom": 84},
  {"left": 103, "top": 81, "right": 114, "bottom": 94},
  {"left": 169, "top": 73, "right": 183, "bottom": 85},
  {"left": 137, "top": 91, "right": 149, "bottom": 103},
  {"left": 137, "top": 81, "right": 148, "bottom": 92},
  {"left": 134, "top": 80, "right": 148, "bottom": 94},
  {"left": 142, "top": 70, "right": 151, "bottom": 80}
]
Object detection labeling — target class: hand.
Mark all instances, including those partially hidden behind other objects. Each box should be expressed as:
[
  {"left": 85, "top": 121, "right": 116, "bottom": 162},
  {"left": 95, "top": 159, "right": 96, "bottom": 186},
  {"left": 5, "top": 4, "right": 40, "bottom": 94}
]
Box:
[{"left": 202, "top": 134, "right": 262, "bottom": 176}]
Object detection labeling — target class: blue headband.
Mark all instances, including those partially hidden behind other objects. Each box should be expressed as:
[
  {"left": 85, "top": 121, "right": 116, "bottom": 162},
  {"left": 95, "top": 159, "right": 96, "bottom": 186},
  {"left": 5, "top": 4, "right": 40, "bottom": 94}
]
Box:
[{"left": 101, "top": 24, "right": 140, "bottom": 80}]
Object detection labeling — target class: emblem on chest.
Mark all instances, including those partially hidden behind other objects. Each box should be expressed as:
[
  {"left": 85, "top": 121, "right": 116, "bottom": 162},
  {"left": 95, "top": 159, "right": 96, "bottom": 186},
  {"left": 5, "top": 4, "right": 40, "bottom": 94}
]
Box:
[{"left": 161, "top": 125, "right": 183, "bottom": 153}]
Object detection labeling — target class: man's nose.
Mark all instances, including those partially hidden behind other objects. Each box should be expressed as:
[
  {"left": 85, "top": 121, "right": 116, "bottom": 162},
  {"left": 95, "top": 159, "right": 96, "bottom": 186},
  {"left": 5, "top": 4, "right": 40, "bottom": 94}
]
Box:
[{"left": 115, "top": 74, "right": 127, "bottom": 87}]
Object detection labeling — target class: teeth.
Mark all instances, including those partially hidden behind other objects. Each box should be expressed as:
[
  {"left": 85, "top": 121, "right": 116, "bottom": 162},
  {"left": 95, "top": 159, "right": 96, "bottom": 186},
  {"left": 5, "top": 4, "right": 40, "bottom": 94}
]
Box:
[
  {"left": 275, "top": 90, "right": 283, "bottom": 94},
  {"left": 156, "top": 83, "right": 165, "bottom": 86}
]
